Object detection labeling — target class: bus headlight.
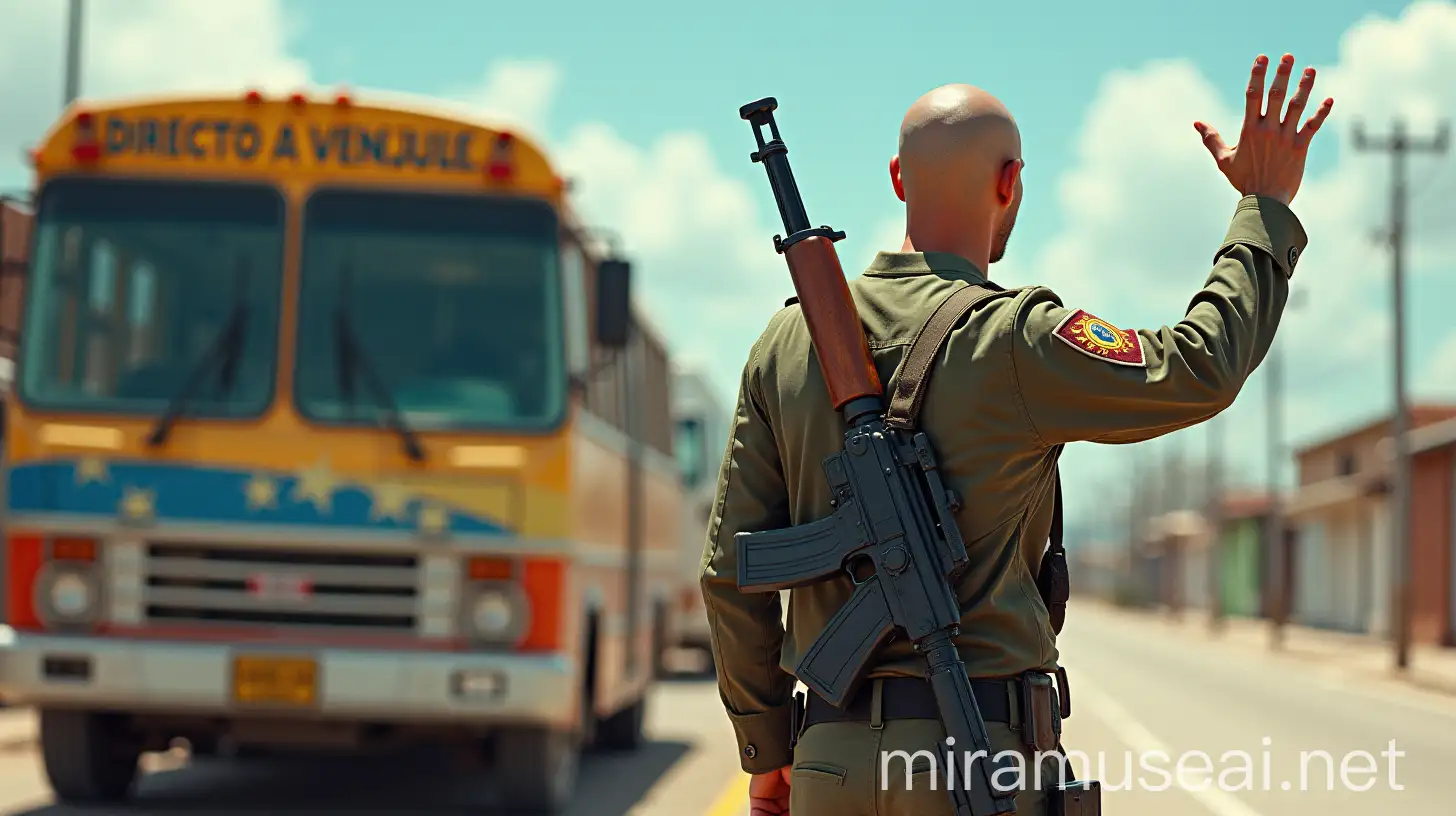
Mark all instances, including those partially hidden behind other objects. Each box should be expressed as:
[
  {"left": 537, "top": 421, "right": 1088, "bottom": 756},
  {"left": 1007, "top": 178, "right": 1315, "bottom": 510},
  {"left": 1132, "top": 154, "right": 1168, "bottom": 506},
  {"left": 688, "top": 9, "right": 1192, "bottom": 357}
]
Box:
[
  {"left": 466, "top": 584, "right": 528, "bottom": 643},
  {"left": 35, "top": 564, "right": 100, "bottom": 626},
  {"left": 52, "top": 573, "right": 91, "bottom": 616}
]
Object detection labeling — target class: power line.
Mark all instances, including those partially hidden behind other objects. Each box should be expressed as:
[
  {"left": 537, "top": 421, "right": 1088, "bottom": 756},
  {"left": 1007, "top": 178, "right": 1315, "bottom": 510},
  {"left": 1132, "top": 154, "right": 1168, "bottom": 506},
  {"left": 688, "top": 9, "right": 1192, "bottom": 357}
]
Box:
[{"left": 1352, "top": 117, "right": 1450, "bottom": 672}]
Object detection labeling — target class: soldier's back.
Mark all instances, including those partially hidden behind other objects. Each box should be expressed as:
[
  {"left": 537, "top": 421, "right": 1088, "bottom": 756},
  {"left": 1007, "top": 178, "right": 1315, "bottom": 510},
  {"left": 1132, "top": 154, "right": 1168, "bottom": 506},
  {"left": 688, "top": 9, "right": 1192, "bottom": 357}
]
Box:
[{"left": 749, "top": 250, "right": 1059, "bottom": 681}]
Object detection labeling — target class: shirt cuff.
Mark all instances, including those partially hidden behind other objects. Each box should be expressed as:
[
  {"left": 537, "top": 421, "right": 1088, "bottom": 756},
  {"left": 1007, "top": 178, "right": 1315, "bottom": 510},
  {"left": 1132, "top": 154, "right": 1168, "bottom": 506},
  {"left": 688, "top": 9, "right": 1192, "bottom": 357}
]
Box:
[
  {"left": 1216, "top": 194, "right": 1309, "bottom": 279},
  {"left": 728, "top": 703, "right": 795, "bottom": 774}
]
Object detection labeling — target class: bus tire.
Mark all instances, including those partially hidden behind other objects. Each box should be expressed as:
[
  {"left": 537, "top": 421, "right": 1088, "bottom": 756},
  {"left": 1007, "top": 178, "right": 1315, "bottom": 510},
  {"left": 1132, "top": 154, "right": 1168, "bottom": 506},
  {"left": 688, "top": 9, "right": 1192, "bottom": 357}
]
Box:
[
  {"left": 650, "top": 602, "right": 669, "bottom": 679},
  {"left": 495, "top": 726, "right": 579, "bottom": 813},
  {"left": 186, "top": 734, "right": 219, "bottom": 759},
  {"left": 39, "top": 709, "right": 141, "bottom": 804},
  {"left": 594, "top": 694, "right": 645, "bottom": 752},
  {"left": 580, "top": 614, "right": 599, "bottom": 749}
]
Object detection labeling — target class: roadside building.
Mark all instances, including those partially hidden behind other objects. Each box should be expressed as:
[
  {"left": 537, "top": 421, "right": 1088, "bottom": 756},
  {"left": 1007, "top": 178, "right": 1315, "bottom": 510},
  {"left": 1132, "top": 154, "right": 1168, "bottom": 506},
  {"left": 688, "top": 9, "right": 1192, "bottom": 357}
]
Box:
[
  {"left": 1284, "top": 405, "right": 1456, "bottom": 639},
  {"left": 1407, "top": 417, "right": 1456, "bottom": 645},
  {"left": 1138, "top": 509, "right": 1210, "bottom": 615},
  {"left": 1214, "top": 492, "right": 1275, "bottom": 619}
]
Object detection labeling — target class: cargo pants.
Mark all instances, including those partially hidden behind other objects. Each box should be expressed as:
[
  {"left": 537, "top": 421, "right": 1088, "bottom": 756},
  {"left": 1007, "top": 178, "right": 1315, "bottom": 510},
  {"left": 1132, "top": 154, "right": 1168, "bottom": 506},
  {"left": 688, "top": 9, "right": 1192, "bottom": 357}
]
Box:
[{"left": 787, "top": 679, "right": 1070, "bottom": 816}]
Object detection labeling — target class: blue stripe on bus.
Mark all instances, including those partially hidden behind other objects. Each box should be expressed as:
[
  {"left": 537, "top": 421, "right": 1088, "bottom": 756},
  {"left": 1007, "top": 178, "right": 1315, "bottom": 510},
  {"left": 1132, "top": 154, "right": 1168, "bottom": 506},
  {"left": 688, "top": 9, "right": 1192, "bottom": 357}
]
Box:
[{"left": 5, "top": 459, "right": 507, "bottom": 534}]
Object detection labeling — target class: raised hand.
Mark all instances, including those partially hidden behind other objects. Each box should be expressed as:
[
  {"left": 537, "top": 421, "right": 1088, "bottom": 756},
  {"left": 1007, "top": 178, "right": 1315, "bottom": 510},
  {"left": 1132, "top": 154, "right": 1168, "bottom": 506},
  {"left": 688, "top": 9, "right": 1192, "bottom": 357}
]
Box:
[{"left": 1193, "top": 53, "right": 1334, "bottom": 205}]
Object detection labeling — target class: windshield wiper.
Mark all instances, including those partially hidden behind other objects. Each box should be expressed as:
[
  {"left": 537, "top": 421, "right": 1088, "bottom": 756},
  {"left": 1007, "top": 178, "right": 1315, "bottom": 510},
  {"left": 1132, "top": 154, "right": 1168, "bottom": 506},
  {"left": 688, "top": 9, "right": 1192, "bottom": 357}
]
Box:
[
  {"left": 334, "top": 261, "right": 425, "bottom": 462},
  {"left": 146, "top": 261, "right": 250, "bottom": 448}
]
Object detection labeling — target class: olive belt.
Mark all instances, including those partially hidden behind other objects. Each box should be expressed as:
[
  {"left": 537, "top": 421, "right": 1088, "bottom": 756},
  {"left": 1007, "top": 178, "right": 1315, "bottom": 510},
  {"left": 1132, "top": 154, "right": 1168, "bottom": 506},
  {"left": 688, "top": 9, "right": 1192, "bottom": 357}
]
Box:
[{"left": 792, "top": 670, "right": 1070, "bottom": 753}]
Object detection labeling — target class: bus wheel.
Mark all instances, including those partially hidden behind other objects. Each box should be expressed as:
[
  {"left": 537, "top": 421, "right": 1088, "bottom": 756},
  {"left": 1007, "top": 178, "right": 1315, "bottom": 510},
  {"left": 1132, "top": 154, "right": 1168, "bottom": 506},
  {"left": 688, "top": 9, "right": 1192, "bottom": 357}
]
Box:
[
  {"left": 495, "top": 726, "right": 579, "bottom": 813},
  {"left": 650, "top": 603, "right": 669, "bottom": 679},
  {"left": 595, "top": 694, "right": 645, "bottom": 751},
  {"left": 39, "top": 709, "right": 141, "bottom": 804}
]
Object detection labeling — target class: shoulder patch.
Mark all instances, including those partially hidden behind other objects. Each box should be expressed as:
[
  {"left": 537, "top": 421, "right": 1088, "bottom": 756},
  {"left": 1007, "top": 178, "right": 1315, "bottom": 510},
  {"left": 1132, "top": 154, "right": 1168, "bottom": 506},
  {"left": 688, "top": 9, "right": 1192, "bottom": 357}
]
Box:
[{"left": 1052, "top": 309, "right": 1145, "bottom": 367}]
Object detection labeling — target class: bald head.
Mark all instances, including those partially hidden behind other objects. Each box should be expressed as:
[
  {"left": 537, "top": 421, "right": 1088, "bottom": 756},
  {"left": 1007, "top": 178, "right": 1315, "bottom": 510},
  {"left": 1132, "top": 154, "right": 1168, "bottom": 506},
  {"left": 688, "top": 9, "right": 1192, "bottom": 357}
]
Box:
[{"left": 890, "top": 84, "right": 1024, "bottom": 268}]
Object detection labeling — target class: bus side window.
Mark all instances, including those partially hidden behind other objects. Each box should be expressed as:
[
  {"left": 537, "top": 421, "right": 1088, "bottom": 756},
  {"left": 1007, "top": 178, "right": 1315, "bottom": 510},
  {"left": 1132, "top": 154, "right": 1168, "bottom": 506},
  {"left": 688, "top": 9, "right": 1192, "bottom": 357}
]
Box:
[{"left": 560, "top": 234, "right": 589, "bottom": 379}]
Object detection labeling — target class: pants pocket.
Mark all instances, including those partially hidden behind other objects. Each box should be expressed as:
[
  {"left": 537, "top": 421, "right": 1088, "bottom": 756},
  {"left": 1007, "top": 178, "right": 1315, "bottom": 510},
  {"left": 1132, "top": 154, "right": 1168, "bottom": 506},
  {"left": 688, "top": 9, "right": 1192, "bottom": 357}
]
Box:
[
  {"left": 790, "top": 760, "right": 860, "bottom": 816},
  {"left": 792, "top": 761, "right": 848, "bottom": 786}
]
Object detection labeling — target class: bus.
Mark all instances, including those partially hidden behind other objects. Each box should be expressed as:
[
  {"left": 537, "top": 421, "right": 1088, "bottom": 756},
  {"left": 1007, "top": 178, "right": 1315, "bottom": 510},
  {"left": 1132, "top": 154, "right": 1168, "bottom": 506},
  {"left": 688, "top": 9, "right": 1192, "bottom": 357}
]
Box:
[
  {"left": 0, "top": 89, "right": 685, "bottom": 813},
  {"left": 668, "top": 364, "right": 729, "bottom": 668},
  {"left": 0, "top": 194, "right": 28, "bottom": 391}
]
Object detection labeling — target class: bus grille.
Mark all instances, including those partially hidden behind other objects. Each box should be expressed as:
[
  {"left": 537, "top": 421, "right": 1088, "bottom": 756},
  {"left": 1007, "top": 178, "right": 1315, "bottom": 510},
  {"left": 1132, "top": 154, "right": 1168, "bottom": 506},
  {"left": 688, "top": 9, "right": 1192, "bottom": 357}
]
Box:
[{"left": 141, "top": 543, "right": 420, "bottom": 632}]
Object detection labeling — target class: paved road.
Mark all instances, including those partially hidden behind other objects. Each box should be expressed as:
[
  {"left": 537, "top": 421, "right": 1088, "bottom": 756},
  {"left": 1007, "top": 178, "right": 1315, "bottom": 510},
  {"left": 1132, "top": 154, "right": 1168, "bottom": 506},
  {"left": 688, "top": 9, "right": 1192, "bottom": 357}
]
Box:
[
  {"left": 2, "top": 608, "right": 1450, "bottom": 815},
  {"left": 1055, "top": 603, "right": 1452, "bottom": 816},
  {"left": 0, "top": 661, "right": 746, "bottom": 815},
  {"left": 712, "top": 602, "right": 1454, "bottom": 816}
]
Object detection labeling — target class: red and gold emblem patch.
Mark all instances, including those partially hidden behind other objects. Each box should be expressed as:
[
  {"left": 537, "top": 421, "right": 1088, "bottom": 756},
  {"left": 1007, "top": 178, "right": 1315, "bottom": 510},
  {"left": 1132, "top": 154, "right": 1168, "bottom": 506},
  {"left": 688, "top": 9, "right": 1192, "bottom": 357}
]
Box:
[{"left": 1053, "top": 310, "right": 1145, "bottom": 367}]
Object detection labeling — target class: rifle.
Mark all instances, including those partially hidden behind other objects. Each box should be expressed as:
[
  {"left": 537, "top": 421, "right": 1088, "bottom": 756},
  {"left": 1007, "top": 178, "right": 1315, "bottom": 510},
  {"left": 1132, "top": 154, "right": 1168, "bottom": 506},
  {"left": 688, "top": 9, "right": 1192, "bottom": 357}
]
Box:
[{"left": 735, "top": 97, "right": 1019, "bottom": 816}]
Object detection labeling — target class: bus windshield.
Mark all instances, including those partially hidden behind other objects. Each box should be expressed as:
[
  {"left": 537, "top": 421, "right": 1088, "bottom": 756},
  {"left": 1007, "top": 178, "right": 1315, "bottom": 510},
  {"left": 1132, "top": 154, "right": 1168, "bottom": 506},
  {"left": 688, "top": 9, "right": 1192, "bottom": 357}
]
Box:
[
  {"left": 18, "top": 178, "right": 284, "bottom": 417},
  {"left": 294, "top": 190, "right": 566, "bottom": 431}
]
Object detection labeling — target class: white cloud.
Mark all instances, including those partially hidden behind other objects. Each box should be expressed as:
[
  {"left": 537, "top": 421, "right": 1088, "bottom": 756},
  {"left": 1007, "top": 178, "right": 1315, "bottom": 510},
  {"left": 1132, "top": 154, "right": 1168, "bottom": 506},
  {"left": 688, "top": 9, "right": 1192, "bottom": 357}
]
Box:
[
  {"left": 866, "top": 216, "right": 907, "bottom": 261},
  {"left": 410, "top": 1, "right": 1456, "bottom": 533},
  {"left": 1422, "top": 331, "right": 1456, "bottom": 399},
  {"left": 79, "top": 0, "right": 309, "bottom": 97},
  {"left": 0, "top": 3, "right": 785, "bottom": 392},
  {"left": 555, "top": 123, "right": 789, "bottom": 372},
  {"left": 8, "top": 0, "right": 1451, "bottom": 538},
  {"left": 853, "top": 1, "right": 1456, "bottom": 528},
  {"left": 453, "top": 60, "right": 562, "bottom": 139},
  {"left": 0, "top": 0, "right": 797, "bottom": 406},
  {"left": 447, "top": 63, "right": 795, "bottom": 388},
  {"left": 0, "top": 0, "right": 310, "bottom": 188}
]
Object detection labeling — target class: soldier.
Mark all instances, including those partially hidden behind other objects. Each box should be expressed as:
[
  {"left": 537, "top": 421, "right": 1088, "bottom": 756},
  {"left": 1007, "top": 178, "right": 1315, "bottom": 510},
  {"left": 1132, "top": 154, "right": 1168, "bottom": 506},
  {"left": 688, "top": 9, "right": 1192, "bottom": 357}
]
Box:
[{"left": 701, "top": 53, "right": 1332, "bottom": 816}]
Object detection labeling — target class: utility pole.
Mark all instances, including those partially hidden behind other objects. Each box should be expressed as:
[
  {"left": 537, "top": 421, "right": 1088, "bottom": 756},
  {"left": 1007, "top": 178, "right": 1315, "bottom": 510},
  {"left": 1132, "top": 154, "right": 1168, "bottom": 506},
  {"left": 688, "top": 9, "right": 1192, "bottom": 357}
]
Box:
[
  {"left": 1126, "top": 449, "right": 1143, "bottom": 606},
  {"left": 63, "top": 0, "right": 84, "bottom": 106},
  {"left": 1266, "top": 308, "right": 1286, "bottom": 649},
  {"left": 1353, "top": 118, "right": 1450, "bottom": 671},
  {"left": 1207, "top": 416, "right": 1224, "bottom": 632},
  {"left": 1169, "top": 434, "right": 1188, "bottom": 617},
  {"left": 1266, "top": 288, "right": 1305, "bottom": 649}
]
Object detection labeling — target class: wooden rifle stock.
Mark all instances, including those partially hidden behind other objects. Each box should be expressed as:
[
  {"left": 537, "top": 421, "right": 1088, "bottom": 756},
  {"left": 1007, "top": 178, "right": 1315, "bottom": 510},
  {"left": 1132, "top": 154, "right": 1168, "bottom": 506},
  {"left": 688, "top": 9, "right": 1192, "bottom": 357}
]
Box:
[
  {"left": 783, "top": 236, "right": 882, "bottom": 408},
  {"left": 739, "top": 97, "right": 882, "bottom": 414}
]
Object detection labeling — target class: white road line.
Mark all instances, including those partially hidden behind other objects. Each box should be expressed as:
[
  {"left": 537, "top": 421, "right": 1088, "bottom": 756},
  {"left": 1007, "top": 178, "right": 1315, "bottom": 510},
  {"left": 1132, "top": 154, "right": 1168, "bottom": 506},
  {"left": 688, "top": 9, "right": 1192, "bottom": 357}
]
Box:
[{"left": 1075, "top": 677, "right": 1267, "bottom": 816}]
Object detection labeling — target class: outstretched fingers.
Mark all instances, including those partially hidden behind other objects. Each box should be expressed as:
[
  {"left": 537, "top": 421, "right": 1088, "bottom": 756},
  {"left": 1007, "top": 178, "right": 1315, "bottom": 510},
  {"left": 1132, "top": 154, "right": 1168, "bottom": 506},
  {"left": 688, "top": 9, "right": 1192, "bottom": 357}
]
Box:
[
  {"left": 1194, "top": 121, "right": 1231, "bottom": 161},
  {"left": 1243, "top": 55, "right": 1269, "bottom": 125},
  {"left": 1295, "top": 97, "right": 1335, "bottom": 148},
  {"left": 1263, "top": 54, "right": 1295, "bottom": 122},
  {"left": 1282, "top": 67, "right": 1316, "bottom": 134}
]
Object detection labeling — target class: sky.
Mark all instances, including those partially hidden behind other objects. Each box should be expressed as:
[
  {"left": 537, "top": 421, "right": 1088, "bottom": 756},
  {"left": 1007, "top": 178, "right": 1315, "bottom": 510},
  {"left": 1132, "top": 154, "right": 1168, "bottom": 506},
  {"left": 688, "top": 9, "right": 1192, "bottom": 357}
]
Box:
[{"left": 2, "top": 0, "right": 1455, "bottom": 548}]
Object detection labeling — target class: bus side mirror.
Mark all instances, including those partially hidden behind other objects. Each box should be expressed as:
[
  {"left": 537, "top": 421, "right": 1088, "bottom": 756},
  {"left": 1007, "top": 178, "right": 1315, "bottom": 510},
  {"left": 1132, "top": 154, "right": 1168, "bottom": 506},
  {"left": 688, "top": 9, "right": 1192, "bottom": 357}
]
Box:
[{"left": 595, "top": 259, "right": 631, "bottom": 348}]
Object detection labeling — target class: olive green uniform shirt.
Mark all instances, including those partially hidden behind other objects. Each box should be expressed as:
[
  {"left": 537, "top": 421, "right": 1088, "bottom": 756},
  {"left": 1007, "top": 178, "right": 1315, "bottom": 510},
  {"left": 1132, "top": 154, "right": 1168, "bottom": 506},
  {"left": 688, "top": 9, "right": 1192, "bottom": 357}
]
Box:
[{"left": 701, "top": 194, "right": 1308, "bottom": 774}]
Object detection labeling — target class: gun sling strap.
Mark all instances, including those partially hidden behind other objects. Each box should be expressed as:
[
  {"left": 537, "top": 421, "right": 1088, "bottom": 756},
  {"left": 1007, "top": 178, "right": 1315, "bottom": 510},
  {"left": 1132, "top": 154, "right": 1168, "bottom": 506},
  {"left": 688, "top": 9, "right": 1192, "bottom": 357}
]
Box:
[
  {"left": 882, "top": 282, "right": 1070, "bottom": 636},
  {"left": 789, "top": 281, "right": 1077, "bottom": 751}
]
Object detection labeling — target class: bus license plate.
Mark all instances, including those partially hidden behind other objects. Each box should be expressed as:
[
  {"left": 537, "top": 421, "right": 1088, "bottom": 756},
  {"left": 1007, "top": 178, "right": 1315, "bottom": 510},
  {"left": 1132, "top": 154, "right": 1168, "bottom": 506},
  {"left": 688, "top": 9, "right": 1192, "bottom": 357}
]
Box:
[{"left": 232, "top": 656, "right": 317, "bottom": 706}]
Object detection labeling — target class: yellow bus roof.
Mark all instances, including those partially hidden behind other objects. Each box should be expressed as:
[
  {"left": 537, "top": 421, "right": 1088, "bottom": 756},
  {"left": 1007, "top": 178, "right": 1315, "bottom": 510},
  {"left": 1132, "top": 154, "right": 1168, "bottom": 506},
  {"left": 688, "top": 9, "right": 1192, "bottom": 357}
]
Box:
[
  {"left": 29, "top": 89, "right": 566, "bottom": 203},
  {"left": 24, "top": 89, "right": 675, "bottom": 355}
]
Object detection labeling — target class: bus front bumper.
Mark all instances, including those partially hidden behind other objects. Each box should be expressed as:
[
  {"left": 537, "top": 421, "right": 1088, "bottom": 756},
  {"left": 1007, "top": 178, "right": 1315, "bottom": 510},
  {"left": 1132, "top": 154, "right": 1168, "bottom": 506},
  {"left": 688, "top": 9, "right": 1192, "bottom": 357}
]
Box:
[{"left": 0, "top": 628, "right": 576, "bottom": 730}]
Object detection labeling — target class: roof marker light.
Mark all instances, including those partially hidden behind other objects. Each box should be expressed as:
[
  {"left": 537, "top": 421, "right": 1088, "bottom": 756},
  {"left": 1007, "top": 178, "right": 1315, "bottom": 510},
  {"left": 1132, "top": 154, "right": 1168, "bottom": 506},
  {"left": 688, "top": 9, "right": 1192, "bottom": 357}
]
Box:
[
  {"left": 486, "top": 131, "right": 514, "bottom": 181},
  {"left": 70, "top": 110, "right": 100, "bottom": 164}
]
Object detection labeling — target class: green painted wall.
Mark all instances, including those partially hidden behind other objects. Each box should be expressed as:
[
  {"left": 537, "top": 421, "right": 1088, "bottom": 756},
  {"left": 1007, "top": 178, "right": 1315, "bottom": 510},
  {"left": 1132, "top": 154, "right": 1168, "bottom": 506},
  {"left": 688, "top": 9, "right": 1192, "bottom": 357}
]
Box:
[{"left": 1219, "top": 518, "right": 1264, "bottom": 617}]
